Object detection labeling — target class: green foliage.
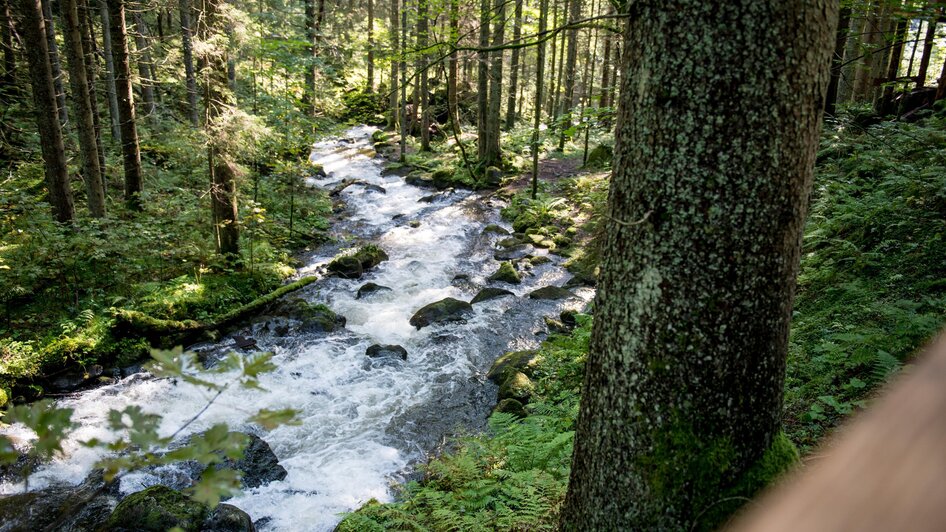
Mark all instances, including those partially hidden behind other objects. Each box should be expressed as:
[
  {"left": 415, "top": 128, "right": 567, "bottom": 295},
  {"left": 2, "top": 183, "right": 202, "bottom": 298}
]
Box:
[{"left": 341, "top": 89, "right": 386, "bottom": 125}]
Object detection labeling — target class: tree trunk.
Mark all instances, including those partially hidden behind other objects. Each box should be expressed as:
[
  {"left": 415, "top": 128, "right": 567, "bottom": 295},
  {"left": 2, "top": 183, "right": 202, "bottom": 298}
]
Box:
[
  {"left": 551, "top": 0, "right": 566, "bottom": 120},
  {"left": 41, "top": 0, "right": 68, "bottom": 126},
  {"left": 106, "top": 0, "right": 143, "bottom": 210},
  {"left": 17, "top": 0, "right": 75, "bottom": 223},
  {"left": 398, "top": 2, "right": 406, "bottom": 161},
  {"left": 388, "top": 0, "right": 398, "bottom": 129},
  {"left": 874, "top": 15, "right": 907, "bottom": 116},
  {"left": 476, "top": 0, "right": 489, "bottom": 161},
  {"left": 304, "top": 0, "right": 315, "bottom": 111},
  {"left": 530, "top": 0, "right": 548, "bottom": 199},
  {"left": 79, "top": 0, "right": 107, "bottom": 176},
  {"left": 560, "top": 1, "right": 837, "bottom": 530},
  {"left": 936, "top": 52, "right": 946, "bottom": 100},
  {"left": 824, "top": 7, "right": 851, "bottom": 116},
  {"left": 62, "top": 0, "right": 106, "bottom": 216},
  {"left": 179, "top": 0, "right": 198, "bottom": 126},
  {"left": 132, "top": 11, "right": 156, "bottom": 120},
  {"left": 1, "top": 0, "right": 14, "bottom": 89},
  {"left": 852, "top": 2, "right": 887, "bottom": 102},
  {"left": 365, "top": 0, "right": 373, "bottom": 92},
  {"left": 838, "top": 14, "right": 863, "bottom": 103},
  {"left": 418, "top": 0, "right": 430, "bottom": 150},
  {"left": 544, "top": 0, "right": 558, "bottom": 117},
  {"left": 557, "top": 0, "right": 579, "bottom": 150},
  {"left": 99, "top": 0, "right": 121, "bottom": 140},
  {"left": 915, "top": 19, "right": 937, "bottom": 86},
  {"left": 599, "top": 20, "right": 611, "bottom": 109},
  {"left": 446, "top": 0, "right": 458, "bottom": 128},
  {"left": 504, "top": 0, "right": 522, "bottom": 129},
  {"left": 201, "top": 0, "right": 239, "bottom": 257},
  {"left": 483, "top": 0, "right": 504, "bottom": 166}
]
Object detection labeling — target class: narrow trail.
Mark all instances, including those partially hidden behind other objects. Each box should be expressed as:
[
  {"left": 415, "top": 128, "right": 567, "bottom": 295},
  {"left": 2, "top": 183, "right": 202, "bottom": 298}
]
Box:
[{"left": 0, "top": 126, "right": 592, "bottom": 531}]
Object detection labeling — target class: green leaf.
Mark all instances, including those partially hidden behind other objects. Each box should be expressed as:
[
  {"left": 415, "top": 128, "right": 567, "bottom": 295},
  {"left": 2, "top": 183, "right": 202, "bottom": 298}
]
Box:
[{"left": 250, "top": 408, "right": 301, "bottom": 430}]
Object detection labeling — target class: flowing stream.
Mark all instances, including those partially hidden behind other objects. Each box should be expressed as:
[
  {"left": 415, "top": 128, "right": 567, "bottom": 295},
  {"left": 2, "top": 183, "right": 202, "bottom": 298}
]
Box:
[{"left": 1, "top": 126, "right": 592, "bottom": 531}]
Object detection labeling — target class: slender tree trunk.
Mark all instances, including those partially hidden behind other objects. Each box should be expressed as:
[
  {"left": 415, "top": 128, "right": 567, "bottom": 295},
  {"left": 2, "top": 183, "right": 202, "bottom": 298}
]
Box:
[
  {"left": 560, "top": 1, "right": 837, "bottom": 529},
  {"left": 544, "top": 0, "right": 558, "bottom": 117},
  {"left": 915, "top": 19, "right": 937, "bottom": 86},
  {"left": 62, "top": 0, "right": 106, "bottom": 216},
  {"left": 201, "top": 0, "right": 239, "bottom": 256},
  {"left": 41, "top": 0, "right": 68, "bottom": 126},
  {"left": 446, "top": 0, "right": 458, "bottom": 128},
  {"left": 304, "top": 0, "right": 315, "bottom": 111},
  {"left": 936, "top": 52, "right": 946, "bottom": 100},
  {"left": 365, "top": 0, "right": 373, "bottom": 92},
  {"left": 824, "top": 7, "right": 851, "bottom": 116},
  {"left": 504, "top": 0, "right": 522, "bottom": 129},
  {"left": 483, "top": 0, "right": 504, "bottom": 166},
  {"left": 551, "top": 0, "right": 567, "bottom": 120},
  {"left": 838, "top": 14, "right": 863, "bottom": 103},
  {"left": 418, "top": 0, "right": 430, "bottom": 150},
  {"left": 476, "top": 0, "right": 489, "bottom": 161},
  {"left": 388, "top": 0, "right": 398, "bottom": 129},
  {"left": 79, "top": 0, "right": 106, "bottom": 176},
  {"left": 599, "top": 22, "right": 611, "bottom": 109},
  {"left": 132, "top": 11, "right": 155, "bottom": 120},
  {"left": 875, "top": 15, "right": 907, "bottom": 115},
  {"left": 17, "top": 0, "right": 75, "bottom": 222},
  {"left": 557, "top": 0, "right": 579, "bottom": 150},
  {"left": 530, "top": 0, "right": 547, "bottom": 199},
  {"left": 99, "top": 0, "right": 121, "bottom": 140},
  {"left": 398, "top": 1, "right": 406, "bottom": 161},
  {"left": 853, "top": 2, "right": 887, "bottom": 102},
  {"left": 0, "top": 0, "right": 14, "bottom": 89},
  {"left": 179, "top": 0, "right": 198, "bottom": 126},
  {"left": 106, "top": 0, "right": 143, "bottom": 209}
]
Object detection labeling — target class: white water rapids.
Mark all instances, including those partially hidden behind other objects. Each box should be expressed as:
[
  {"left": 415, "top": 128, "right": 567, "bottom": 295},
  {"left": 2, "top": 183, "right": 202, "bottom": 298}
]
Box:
[{"left": 0, "top": 126, "right": 591, "bottom": 531}]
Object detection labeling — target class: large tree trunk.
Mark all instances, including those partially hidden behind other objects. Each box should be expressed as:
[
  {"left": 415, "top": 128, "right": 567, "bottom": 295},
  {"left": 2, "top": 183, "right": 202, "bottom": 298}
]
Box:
[
  {"left": 418, "top": 0, "right": 430, "bottom": 151},
  {"left": 556, "top": 0, "right": 579, "bottom": 150},
  {"left": 560, "top": 1, "right": 837, "bottom": 530},
  {"left": 79, "top": 0, "right": 107, "bottom": 176},
  {"left": 61, "top": 0, "right": 106, "bottom": 217},
  {"left": 483, "top": 0, "right": 504, "bottom": 166},
  {"left": 132, "top": 11, "right": 156, "bottom": 120},
  {"left": 17, "top": 0, "right": 75, "bottom": 223},
  {"left": 304, "top": 0, "right": 316, "bottom": 112},
  {"left": 388, "top": 0, "right": 398, "bottom": 129},
  {"left": 852, "top": 1, "right": 888, "bottom": 102},
  {"left": 446, "top": 0, "right": 458, "bottom": 128},
  {"left": 838, "top": 14, "right": 863, "bottom": 103},
  {"left": 476, "top": 0, "right": 489, "bottom": 161},
  {"left": 504, "top": 0, "right": 522, "bottom": 129},
  {"left": 599, "top": 19, "right": 611, "bottom": 110},
  {"left": 1, "top": 0, "right": 15, "bottom": 89},
  {"left": 365, "top": 0, "right": 373, "bottom": 92},
  {"left": 874, "top": 14, "right": 907, "bottom": 115},
  {"left": 98, "top": 0, "right": 121, "bottom": 141},
  {"left": 179, "top": 0, "right": 198, "bottom": 126},
  {"left": 398, "top": 2, "right": 406, "bottom": 160},
  {"left": 824, "top": 7, "right": 851, "bottom": 116},
  {"left": 106, "top": 0, "right": 143, "bottom": 210},
  {"left": 530, "top": 0, "right": 548, "bottom": 199},
  {"left": 915, "top": 19, "right": 937, "bottom": 86},
  {"left": 544, "top": 0, "right": 558, "bottom": 117},
  {"left": 41, "top": 0, "right": 68, "bottom": 126}
]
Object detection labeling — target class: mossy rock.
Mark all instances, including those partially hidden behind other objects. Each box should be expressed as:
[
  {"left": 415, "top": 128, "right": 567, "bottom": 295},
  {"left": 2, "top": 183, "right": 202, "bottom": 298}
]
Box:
[
  {"left": 511, "top": 212, "right": 539, "bottom": 234},
  {"left": 326, "top": 255, "right": 363, "bottom": 279},
  {"left": 371, "top": 129, "right": 387, "bottom": 142},
  {"left": 498, "top": 371, "right": 535, "bottom": 403},
  {"left": 488, "top": 261, "right": 521, "bottom": 284},
  {"left": 584, "top": 144, "right": 614, "bottom": 167},
  {"left": 297, "top": 303, "right": 346, "bottom": 333},
  {"left": 409, "top": 297, "right": 474, "bottom": 329},
  {"left": 493, "top": 398, "right": 527, "bottom": 418},
  {"left": 528, "top": 286, "right": 574, "bottom": 300},
  {"left": 529, "top": 255, "right": 552, "bottom": 266},
  {"left": 405, "top": 171, "right": 435, "bottom": 188},
  {"left": 356, "top": 282, "right": 392, "bottom": 299},
  {"left": 487, "top": 350, "right": 540, "bottom": 383},
  {"left": 544, "top": 316, "right": 569, "bottom": 334},
  {"left": 311, "top": 163, "right": 327, "bottom": 177},
  {"left": 496, "top": 237, "right": 523, "bottom": 248},
  {"left": 471, "top": 287, "right": 515, "bottom": 305},
  {"left": 483, "top": 224, "right": 510, "bottom": 236},
  {"left": 431, "top": 168, "right": 455, "bottom": 190},
  {"left": 104, "top": 486, "right": 208, "bottom": 532},
  {"left": 483, "top": 166, "right": 503, "bottom": 188},
  {"left": 352, "top": 245, "right": 389, "bottom": 270},
  {"left": 552, "top": 234, "right": 572, "bottom": 247}
]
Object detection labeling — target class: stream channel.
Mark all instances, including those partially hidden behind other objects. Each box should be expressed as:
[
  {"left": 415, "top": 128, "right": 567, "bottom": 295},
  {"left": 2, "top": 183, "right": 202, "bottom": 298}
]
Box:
[{"left": 0, "top": 125, "right": 593, "bottom": 531}]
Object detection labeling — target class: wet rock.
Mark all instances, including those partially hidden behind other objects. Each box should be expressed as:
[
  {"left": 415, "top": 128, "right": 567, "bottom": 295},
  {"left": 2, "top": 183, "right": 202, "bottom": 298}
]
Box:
[
  {"left": 405, "top": 172, "right": 435, "bottom": 188},
  {"left": 431, "top": 168, "right": 455, "bottom": 189},
  {"left": 528, "top": 286, "right": 574, "bottom": 300},
  {"left": 498, "top": 372, "right": 535, "bottom": 403},
  {"left": 482, "top": 224, "right": 510, "bottom": 236},
  {"left": 529, "top": 255, "right": 552, "bottom": 266},
  {"left": 224, "top": 433, "right": 288, "bottom": 489},
  {"left": 356, "top": 282, "right": 392, "bottom": 299},
  {"left": 488, "top": 262, "right": 521, "bottom": 284},
  {"left": 563, "top": 272, "right": 597, "bottom": 288},
  {"left": 560, "top": 309, "right": 579, "bottom": 327},
  {"left": 0, "top": 469, "right": 118, "bottom": 531},
  {"left": 103, "top": 485, "right": 215, "bottom": 532},
  {"left": 381, "top": 165, "right": 409, "bottom": 177},
  {"left": 494, "top": 243, "right": 534, "bottom": 261},
  {"left": 493, "top": 398, "right": 527, "bottom": 418},
  {"left": 48, "top": 365, "right": 104, "bottom": 394},
  {"left": 409, "top": 298, "right": 474, "bottom": 329},
  {"left": 409, "top": 220, "right": 421, "bottom": 228},
  {"left": 360, "top": 183, "right": 387, "bottom": 194},
  {"left": 544, "top": 316, "right": 569, "bottom": 334},
  {"left": 487, "top": 350, "right": 540, "bottom": 383},
  {"left": 471, "top": 287, "right": 515, "bottom": 305},
  {"left": 326, "top": 255, "right": 363, "bottom": 279},
  {"left": 203, "top": 503, "right": 256, "bottom": 532},
  {"left": 365, "top": 344, "right": 408, "bottom": 360},
  {"left": 270, "top": 299, "right": 345, "bottom": 334},
  {"left": 310, "top": 163, "right": 327, "bottom": 178},
  {"left": 484, "top": 166, "right": 503, "bottom": 188},
  {"left": 496, "top": 236, "right": 523, "bottom": 248},
  {"left": 371, "top": 129, "right": 386, "bottom": 143}
]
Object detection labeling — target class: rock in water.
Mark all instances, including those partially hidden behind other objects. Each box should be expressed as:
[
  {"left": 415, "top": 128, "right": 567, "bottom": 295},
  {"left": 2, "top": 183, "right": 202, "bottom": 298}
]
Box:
[
  {"left": 326, "top": 255, "right": 363, "bottom": 279},
  {"left": 224, "top": 433, "right": 287, "bottom": 489},
  {"left": 365, "top": 344, "right": 408, "bottom": 360},
  {"left": 0, "top": 469, "right": 119, "bottom": 531},
  {"left": 471, "top": 287, "right": 515, "bottom": 304},
  {"left": 528, "top": 286, "right": 574, "bottom": 300},
  {"left": 488, "top": 261, "right": 521, "bottom": 284},
  {"left": 494, "top": 243, "right": 534, "bottom": 261},
  {"left": 482, "top": 224, "right": 510, "bottom": 236},
  {"left": 104, "top": 485, "right": 255, "bottom": 532},
  {"left": 356, "top": 282, "right": 392, "bottom": 299},
  {"left": 409, "top": 298, "right": 474, "bottom": 329},
  {"left": 203, "top": 504, "right": 257, "bottom": 532}
]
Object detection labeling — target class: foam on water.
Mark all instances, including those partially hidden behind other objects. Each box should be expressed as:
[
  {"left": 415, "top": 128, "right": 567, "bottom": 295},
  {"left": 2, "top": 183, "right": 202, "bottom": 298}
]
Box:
[{"left": 0, "top": 126, "right": 592, "bottom": 531}]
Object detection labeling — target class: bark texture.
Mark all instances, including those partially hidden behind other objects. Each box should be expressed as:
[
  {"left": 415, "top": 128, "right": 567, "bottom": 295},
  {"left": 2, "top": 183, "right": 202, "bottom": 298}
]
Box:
[
  {"left": 560, "top": 1, "right": 837, "bottom": 529},
  {"left": 179, "top": 0, "right": 199, "bottom": 126},
  {"left": 106, "top": 0, "right": 143, "bottom": 209},
  {"left": 483, "top": 0, "right": 504, "bottom": 166},
  {"left": 99, "top": 0, "right": 121, "bottom": 140},
  {"left": 504, "top": 0, "right": 523, "bottom": 129},
  {"left": 41, "top": 0, "right": 68, "bottom": 126},
  {"left": 17, "top": 0, "right": 75, "bottom": 222}
]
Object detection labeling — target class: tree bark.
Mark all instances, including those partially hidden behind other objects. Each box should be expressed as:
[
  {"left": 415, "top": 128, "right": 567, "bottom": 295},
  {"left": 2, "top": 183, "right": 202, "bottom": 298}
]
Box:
[
  {"left": 446, "top": 0, "right": 458, "bottom": 128},
  {"left": 838, "top": 14, "right": 863, "bottom": 103},
  {"left": 824, "top": 7, "right": 851, "bottom": 116},
  {"left": 915, "top": 19, "right": 937, "bottom": 86},
  {"left": 62, "top": 0, "right": 106, "bottom": 217},
  {"left": 365, "top": 0, "right": 373, "bottom": 92},
  {"left": 17, "top": 0, "right": 75, "bottom": 223},
  {"left": 504, "top": 0, "right": 522, "bottom": 129},
  {"left": 304, "top": 0, "right": 316, "bottom": 111},
  {"left": 0, "top": 0, "right": 14, "bottom": 89},
  {"left": 132, "top": 11, "right": 156, "bottom": 120},
  {"left": 599, "top": 17, "right": 611, "bottom": 110},
  {"left": 530, "top": 0, "right": 548, "bottom": 199},
  {"left": 398, "top": 1, "right": 406, "bottom": 161},
  {"left": 544, "top": 0, "right": 558, "bottom": 117},
  {"left": 106, "top": 0, "right": 143, "bottom": 210},
  {"left": 557, "top": 0, "right": 579, "bottom": 150},
  {"left": 476, "top": 0, "right": 489, "bottom": 161},
  {"left": 874, "top": 15, "right": 908, "bottom": 116},
  {"left": 41, "top": 0, "right": 68, "bottom": 127},
  {"left": 179, "top": 0, "right": 198, "bottom": 126},
  {"left": 388, "top": 0, "right": 398, "bottom": 129},
  {"left": 560, "top": 1, "right": 837, "bottom": 530},
  {"left": 99, "top": 0, "right": 121, "bottom": 141},
  {"left": 79, "top": 0, "right": 107, "bottom": 176},
  {"left": 418, "top": 0, "right": 430, "bottom": 151},
  {"left": 483, "top": 0, "right": 504, "bottom": 166}
]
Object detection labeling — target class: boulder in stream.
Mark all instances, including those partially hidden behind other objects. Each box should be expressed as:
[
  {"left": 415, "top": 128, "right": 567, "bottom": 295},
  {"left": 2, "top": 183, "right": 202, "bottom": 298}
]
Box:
[
  {"left": 471, "top": 287, "right": 515, "bottom": 305},
  {"left": 409, "top": 298, "right": 474, "bottom": 329},
  {"left": 498, "top": 372, "right": 535, "bottom": 403},
  {"left": 104, "top": 485, "right": 254, "bottom": 532},
  {"left": 482, "top": 224, "right": 510, "bottom": 236},
  {"left": 365, "top": 344, "right": 408, "bottom": 360},
  {"left": 494, "top": 243, "right": 534, "bottom": 261},
  {"left": 326, "top": 256, "right": 363, "bottom": 279},
  {"left": 528, "top": 286, "right": 574, "bottom": 300},
  {"left": 356, "top": 282, "right": 392, "bottom": 299},
  {"left": 488, "top": 261, "right": 521, "bottom": 284},
  {"left": 327, "top": 245, "right": 389, "bottom": 279},
  {"left": 487, "top": 350, "right": 541, "bottom": 383},
  {"left": 0, "top": 469, "right": 119, "bottom": 531}
]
